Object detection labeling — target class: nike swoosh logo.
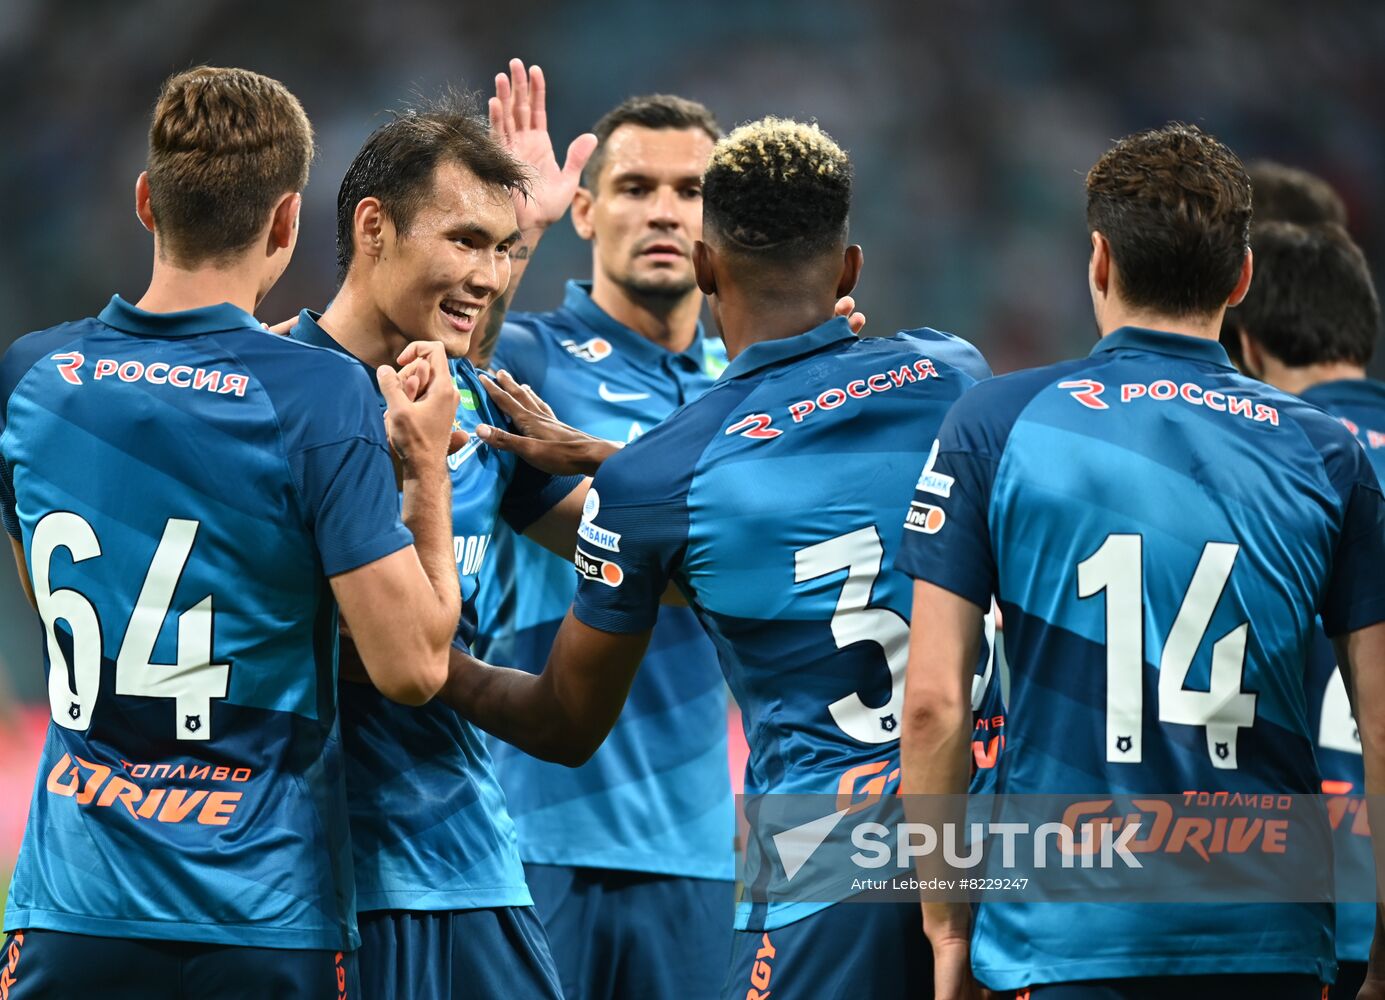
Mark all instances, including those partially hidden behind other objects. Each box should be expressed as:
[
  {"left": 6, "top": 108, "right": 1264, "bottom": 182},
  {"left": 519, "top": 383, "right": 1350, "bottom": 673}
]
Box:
[{"left": 598, "top": 382, "right": 651, "bottom": 403}]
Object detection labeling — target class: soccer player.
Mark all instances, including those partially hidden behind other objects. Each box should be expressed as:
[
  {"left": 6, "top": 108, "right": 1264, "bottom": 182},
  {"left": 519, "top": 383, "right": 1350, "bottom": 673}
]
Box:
[
  {"left": 288, "top": 90, "right": 591, "bottom": 999},
  {"left": 470, "top": 91, "right": 738, "bottom": 999},
  {"left": 1227, "top": 219, "right": 1385, "bottom": 1000},
  {"left": 899, "top": 124, "right": 1385, "bottom": 999},
  {"left": 443, "top": 116, "right": 992, "bottom": 999},
  {"left": 0, "top": 67, "right": 462, "bottom": 997},
  {"left": 1219, "top": 159, "right": 1348, "bottom": 367}
]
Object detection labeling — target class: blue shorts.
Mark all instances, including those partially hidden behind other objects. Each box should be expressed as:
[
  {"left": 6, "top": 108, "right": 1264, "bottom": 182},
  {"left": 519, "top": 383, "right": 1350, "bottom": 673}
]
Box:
[
  {"left": 357, "top": 906, "right": 561, "bottom": 1000},
  {"left": 725, "top": 901, "right": 932, "bottom": 1000},
  {"left": 0, "top": 927, "right": 356, "bottom": 999},
  {"left": 1015, "top": 975, "right": 1325, "bottom": 999},
  {"left": 524, "top": 863, "right": 734, "bottom": 1000},
  {"left": 1330, "top": 962, "right": 1366, "bottom": 1000}
]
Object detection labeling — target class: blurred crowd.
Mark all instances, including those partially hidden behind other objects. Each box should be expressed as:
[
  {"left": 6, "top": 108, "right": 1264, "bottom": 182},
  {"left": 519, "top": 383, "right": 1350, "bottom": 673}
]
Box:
[{"left": 1, "top": 0, "right": 1383, "bottom": 703}]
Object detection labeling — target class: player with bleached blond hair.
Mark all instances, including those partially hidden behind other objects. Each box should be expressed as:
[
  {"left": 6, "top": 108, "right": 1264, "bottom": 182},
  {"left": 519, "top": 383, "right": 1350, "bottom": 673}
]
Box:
[{"left": 440, "top": 116, "right": 992, "bottom": 999}]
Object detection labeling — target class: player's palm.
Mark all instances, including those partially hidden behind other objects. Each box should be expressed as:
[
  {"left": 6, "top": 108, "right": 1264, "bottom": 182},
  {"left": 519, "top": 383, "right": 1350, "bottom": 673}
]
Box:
[{"left": 491, "top": 59, "right": 597, "bottom": 233}]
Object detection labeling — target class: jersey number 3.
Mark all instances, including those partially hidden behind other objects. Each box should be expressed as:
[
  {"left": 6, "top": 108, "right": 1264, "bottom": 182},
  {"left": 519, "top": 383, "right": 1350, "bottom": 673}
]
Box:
[
  {"left": 1079, "top": 534, "right": 1256, "bottom": 769},
  {"left": 795, "top": 526, "right": 909, "bottom": 744},
  {"left": 31, "top": 512, "right": 230, "bottom": 741}
]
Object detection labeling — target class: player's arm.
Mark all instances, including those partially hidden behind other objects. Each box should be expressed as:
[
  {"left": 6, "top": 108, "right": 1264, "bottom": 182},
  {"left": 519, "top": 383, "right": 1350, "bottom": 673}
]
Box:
[
  {"left": 324, "top": 343, "right": 465, "bottom": 706},
  {"left": 9, "top": 536, "right": 34, "bottom": 609},
  {"left": 522, "top": 480, "right": 589, "bottom": 559},
  {"left": 1339, "top": 622, "right": 1385, "bottom": 996},
  {"left": 441, "top": 612, "right": 650, "bottom": 764},
  {"left": 468, "top": 59, "right": 596, "bottom": 369},
  {"left": 903, "top": 581, "right": 985, "bottom": 1000}
]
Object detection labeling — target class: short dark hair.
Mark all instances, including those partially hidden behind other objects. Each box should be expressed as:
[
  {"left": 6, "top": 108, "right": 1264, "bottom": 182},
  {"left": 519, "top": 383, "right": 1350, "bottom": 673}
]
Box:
[
  {"left": 147, "top": 66, "right": 314, "bottom": 267},
  {"left": 1247, "top": 161, "right": 1347, "bottom": 227},
  {"left": 702, "top": 117, "right": 851, "bottom": 260},
  {"left": 1232, "top": 221, "right": 1379, "bottom": 368},
  {"left": 336, "top": 90, "right": 529, "bottom": 281},
  {"left": 1086, "top": 123, "right": 1252, "bottom": 317},
  {"left": 581, "top": 94, "right": 721, "bottom": 189}
]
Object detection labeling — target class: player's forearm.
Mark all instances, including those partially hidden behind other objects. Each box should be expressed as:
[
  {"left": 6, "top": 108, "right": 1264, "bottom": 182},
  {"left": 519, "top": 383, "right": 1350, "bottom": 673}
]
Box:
[
  {"left": 469, "top": 235, "right": 538, "bottom": 369},
  {"left": 903, "top": 688, "right": 973, "bottom": 941},
  {"left": 399, "top": 457, "right": 462, "bottom": 649},
  {"left": 903, "top": 581, "right": 984, "bottom": 942},
  {"left": 1339, "top": 625, "right": 1385, "bottom": 984},
  {"left": 439, "top": 645, "right": 598, "bottom": 766}
]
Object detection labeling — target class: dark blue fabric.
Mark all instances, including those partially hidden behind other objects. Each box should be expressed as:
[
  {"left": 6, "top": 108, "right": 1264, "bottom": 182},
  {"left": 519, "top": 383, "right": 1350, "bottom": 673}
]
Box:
[
  {"left": 356, "top": 906, "right": 561, "bottom": 1000},
  {"left": 723, "top": 900, "right": 932, "bottom": 1000},
  {"left": 0, "top": 927, "right": 359, "bottom": 999},
  {"left": 524, "top": 862, "right": 734, "bottom": 1000}
]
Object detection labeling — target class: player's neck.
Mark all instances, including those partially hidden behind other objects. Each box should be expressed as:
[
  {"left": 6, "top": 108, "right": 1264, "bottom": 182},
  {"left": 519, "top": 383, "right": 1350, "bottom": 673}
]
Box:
[
  {"left": 1259, "top": 359, "right": 1367, "bottom": 396},
  {"left": 1097, "top": 302, "right": 1225, "bottom": 343},
  {"left": 589, "top": 274, "right": 700, "bottom": 353},
  {"left": 318, "top": 280, "right": 410, "bottom": 372},
  {"left": 717, "top": 295, "right": 835, "bottom": 361},
  {"left": 135, "top": 256, "right": 263, "bottom": 316}
]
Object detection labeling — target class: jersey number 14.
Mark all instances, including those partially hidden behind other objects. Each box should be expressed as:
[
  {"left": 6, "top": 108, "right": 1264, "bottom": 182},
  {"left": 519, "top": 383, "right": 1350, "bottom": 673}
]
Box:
[
  {"left": 1079, "top": 534, "right": 1257, "bottom": 769},
  {"left": 31, "top": 512, "right": 230, "bottom": 741}
]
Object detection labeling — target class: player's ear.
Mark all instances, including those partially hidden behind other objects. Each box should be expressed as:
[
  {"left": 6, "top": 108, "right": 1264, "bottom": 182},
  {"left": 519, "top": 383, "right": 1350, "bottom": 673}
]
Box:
[
  {"left": 570, "top": 187, "right": 595, "bottom": 242},
  {"left": 1238, "top": 328, "right": 1265, "bottom": 378},
  {"left": 836, "top": 244, "right": 863, "bottom": 298},
  {"left": 355, "top": 197, "right": 387, "bottom": 264},
  {"left": 268, "top": 193, "right": 301, "bottom": 251},
  {"left": 135, "top": 172, "right": 155, "bottom": 234},
  {"left": 1089, "top": 230, "right": 1111, "bottom": 297},
  {"left": 693, "top": 239, "right": 716, "bottom": 296},
  {"left": 1227, "top": 247, "right": 1254, "bottom": 308}
]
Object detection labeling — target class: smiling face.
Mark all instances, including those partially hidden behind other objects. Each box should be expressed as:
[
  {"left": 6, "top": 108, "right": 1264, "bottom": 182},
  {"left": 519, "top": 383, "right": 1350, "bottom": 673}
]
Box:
[
  {"left": 574, "top": 124, "right": 715, "bottom": 301},
  {"left": 369, "top": 158, "right": 520, "bottom": 357}
]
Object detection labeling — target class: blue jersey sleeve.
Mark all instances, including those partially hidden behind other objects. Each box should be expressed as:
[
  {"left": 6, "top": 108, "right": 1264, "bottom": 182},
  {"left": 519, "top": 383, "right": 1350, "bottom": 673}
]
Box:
[
  {"left": 894, "top": 380, "right": 1013, "bottom": 609},
  {"left": 499, "top": 463, "right": 584, "bottom": 534},
  {"left": 0, "top": 454, "right": 16, "bottom": 540},
  {"left": 1321, "top": 470, "right": 1385, "bottom": 636},
  {"left": 286, "top": 366, "right": 412, "bottom": 576},
  {"left": 570, "top": 449, "right": 688, "bottom": 635}
]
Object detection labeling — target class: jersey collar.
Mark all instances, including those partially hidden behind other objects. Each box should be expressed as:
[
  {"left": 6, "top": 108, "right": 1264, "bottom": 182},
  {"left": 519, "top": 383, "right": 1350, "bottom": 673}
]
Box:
[
  {"left": 562, "top": 281, "right": 710, "bottom": 374},
  {"left": 288, "top": 309, "right": 383, "bottom": 398},
  {"left": 1300, "top": 378, "right": 1385, "bottom": 409},
  {"left": 720, "top": 316, "right": 857, "bottom": 381},
  {"left": 1090, "top": 326, "right": 1234, "bottom": 368},
  {"left": 98, "top": 295, "right": 260, "bottom": 339}
]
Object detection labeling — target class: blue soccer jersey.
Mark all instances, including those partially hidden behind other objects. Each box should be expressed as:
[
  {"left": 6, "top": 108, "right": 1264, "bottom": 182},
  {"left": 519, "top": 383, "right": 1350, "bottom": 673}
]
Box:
[
  {"left": 474, "top": 281, "right": 735, "bottom": 880},
  {"left": 0, "top": 297, "right": 412, "bottom": 948},
  {"left": 288, "top": 310, "right": 581, "bottom": 913},
  {"left": 896, "top": 328, "right": 1385, "bottom": 988},
  {"left": 1300, "top": 378, "right": 1385, "bottom": 965},
  {"left": 566, "top": 316, "right": 990, "bottom": 930}
]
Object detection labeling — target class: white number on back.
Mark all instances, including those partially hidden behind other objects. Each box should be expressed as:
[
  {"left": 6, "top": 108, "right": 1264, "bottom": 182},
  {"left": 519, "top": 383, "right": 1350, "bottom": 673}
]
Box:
[
  {"left": 795, "top": 526, "right": 909, "bottom": 744},
  {"left": 31, "top": 512, "right": 229, "bottom": 740},
  {"left": 1078, "top": 534, "right": 1256, "bottom": 769}
]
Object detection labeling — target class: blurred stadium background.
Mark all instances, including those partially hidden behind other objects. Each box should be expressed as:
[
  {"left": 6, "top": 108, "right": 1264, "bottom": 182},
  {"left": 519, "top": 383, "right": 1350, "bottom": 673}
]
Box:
[{"left": 3, "top": 0, "right": 1384, "bottom": 904}]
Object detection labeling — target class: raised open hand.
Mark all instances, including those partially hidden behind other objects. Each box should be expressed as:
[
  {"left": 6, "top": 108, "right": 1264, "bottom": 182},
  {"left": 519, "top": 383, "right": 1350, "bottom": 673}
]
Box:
[{"left": 491, "top": 59, "right": 598, "bottom": 236}]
